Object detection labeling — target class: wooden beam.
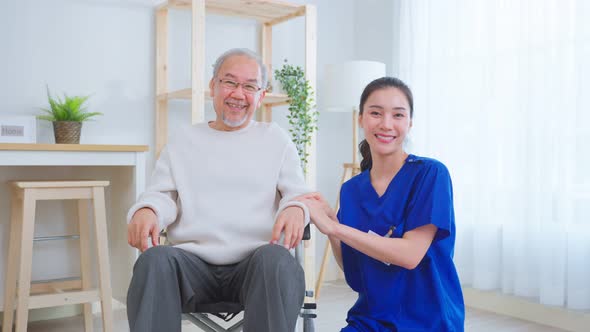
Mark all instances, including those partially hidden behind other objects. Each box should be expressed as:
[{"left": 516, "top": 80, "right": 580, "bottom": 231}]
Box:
[
  {"left": 258, "top": 22, "right": 273, "bottom": 122},
  {"left": 160, "top": 88, "right": 192, "bottom": 100},
  {"left": 265, "top": 7, "right": 306, "bottom": 26},
  {"left": 158, "top": 89, "right": 289, "bottom": 104},
  {"left": 304, "top": 3, "right": 317, "bottom": 188},
  {"left": 156, "top": 0, "right": 172, "bottom": 10},
  {"left": 261, "top": 23, "right": 273, "bottom": 87},
  {"left": 14, "top": 192, "right": 37, "bottom": 331},
  {"left": 78, "top": 199, "right": 94, "bottom": 332},
  {"left": 170, "top": 0, "right": 303, "bottom": 22},
  {"left": 263, "top": 101, "right": 289, "bottom": 108},
  {"left": 303, "top": 3, "right": 317, "bottom": 305},
  {"left": 92, "top": 187, "right": 114, "bottom": 332},
  {"left": 33, "top": 188, "right": 93, "bottom": 201},
  {"left": 156, "top": 7, "right": 169, "bottom": 158},
  {"left": 168, "top": 0, "right": 191, "bottom": 10},
  {"left": 27, "top": 290, "right": 100, "bottom": 310},
  {"left": 2, "top": 196, "right": 22, "bottom": 332},
  {"left": 206, "top": 5, "right": 278, "bottom": 21},
  {"left": 12, "top": 181, "right": 109, "bottom": 189},
  {"left": 29, "top": 279, "right": 82, "bottom": 295},
  {"left": 192, "top": 0, "right": 206, "bottom": 125}
]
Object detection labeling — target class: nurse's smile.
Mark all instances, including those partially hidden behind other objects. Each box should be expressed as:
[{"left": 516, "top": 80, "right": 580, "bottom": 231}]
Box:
[{"left": 375, "top": 134, "right": 396, "bottom": 143}]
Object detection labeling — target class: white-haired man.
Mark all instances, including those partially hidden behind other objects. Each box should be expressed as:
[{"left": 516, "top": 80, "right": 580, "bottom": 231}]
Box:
[{"left": 126, "top": 48, "right": 310, "bottom": 332}]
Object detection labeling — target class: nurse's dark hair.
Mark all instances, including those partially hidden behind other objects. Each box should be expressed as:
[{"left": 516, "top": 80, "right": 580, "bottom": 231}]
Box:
[{"left": 358, "top": 77, "right": 414, "bottom": 172}]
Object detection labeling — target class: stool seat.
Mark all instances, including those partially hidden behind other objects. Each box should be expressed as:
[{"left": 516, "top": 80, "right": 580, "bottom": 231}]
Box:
[
  {"left": 2, "top": 180, "right": 113, "bottom": 332},
  {"left": 11, "top": 180, "right": 110, "bottom": 189}
]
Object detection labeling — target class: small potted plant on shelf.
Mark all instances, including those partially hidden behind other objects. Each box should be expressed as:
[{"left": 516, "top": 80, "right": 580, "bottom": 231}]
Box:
[
  {"left": 37, "top": 87, "right": 102, "bottom": 144},
  {"left": 274, "top": 61, "right": 318, "bottom": 172}
]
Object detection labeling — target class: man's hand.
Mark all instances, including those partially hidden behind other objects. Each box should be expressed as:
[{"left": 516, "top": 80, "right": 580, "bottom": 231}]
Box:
[
  {"left": 271, "top": 206, "right": 305, "bottom": 249},
  {"left": 127, "top": 207, "right": 160, "bottom": 252}
]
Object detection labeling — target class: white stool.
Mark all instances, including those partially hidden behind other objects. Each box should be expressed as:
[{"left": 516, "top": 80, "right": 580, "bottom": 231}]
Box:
[{"left": 2, "top": 181, "right": 113, "bottom": 332}]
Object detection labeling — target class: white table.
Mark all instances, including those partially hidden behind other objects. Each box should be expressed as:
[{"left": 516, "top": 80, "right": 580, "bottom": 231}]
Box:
[{"left": 0, "top": 143, "right": 148, "bottom": 308}]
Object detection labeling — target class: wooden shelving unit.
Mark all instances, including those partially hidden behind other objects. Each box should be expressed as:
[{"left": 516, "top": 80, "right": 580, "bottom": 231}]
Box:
[
  {"left": 154, "top": 0, "right": 317, "bottom": 304},
  {"left": 155, "top": 88, "right": 290, "bottom": 105},
  {"left": 154, "top": 0, "right": 317, "bottom": 158}
]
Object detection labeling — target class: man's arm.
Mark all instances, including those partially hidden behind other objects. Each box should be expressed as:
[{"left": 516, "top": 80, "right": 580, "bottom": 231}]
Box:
[
  {"left": 271, "top": 141, "right": 311, "bottom": 249},
  {"left": 127, "top": 148, "right": 179, "bottom": 251}
]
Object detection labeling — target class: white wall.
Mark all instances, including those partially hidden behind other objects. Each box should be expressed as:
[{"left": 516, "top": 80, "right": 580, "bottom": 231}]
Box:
[
  {"left": 0, "top": 0, "right": 156, "bottom": 147},
  {"left": 353, "top": 0, "right": 395, "bottom": 72}
]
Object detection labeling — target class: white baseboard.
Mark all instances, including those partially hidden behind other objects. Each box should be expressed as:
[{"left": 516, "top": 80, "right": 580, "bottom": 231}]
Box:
[{"left": 463, "top": 287, "right": 590, "bottom": 332}]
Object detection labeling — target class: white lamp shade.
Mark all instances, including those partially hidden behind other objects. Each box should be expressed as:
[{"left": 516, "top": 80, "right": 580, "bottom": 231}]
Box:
[{"left": 322, "top": 61, "right": 386, "bottom": 112}]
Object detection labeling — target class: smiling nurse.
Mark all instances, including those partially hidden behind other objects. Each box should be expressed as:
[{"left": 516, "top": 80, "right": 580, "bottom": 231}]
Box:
[{"left": 299, "top": 77, "right": 465, "bottom": 331}]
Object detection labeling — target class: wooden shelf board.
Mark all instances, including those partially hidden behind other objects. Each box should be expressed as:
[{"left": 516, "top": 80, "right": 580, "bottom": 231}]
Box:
[
  {"left": 158, "top": 89, "right": 289, "bottom": 105},
  {"left": 165, "top": 0, "right": 305, "bottom": 23}
]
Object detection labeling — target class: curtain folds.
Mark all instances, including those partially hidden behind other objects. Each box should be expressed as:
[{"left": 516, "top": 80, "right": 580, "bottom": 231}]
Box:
[{"left": 398, "top": 0, "right": 590, "bottom": 310}]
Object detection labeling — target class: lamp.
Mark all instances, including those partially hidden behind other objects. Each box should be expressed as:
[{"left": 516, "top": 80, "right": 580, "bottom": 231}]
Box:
[{"left": 316, "top": 61, "right": 386, "bottom": 298}]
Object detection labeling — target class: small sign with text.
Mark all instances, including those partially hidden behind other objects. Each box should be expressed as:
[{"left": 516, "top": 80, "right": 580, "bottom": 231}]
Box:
[{"left": 0, "top": 116, "right": 36, "bottom": 143}]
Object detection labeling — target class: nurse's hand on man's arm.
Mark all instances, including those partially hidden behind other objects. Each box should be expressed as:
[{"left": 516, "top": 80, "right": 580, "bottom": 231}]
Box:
[
  {"left": 271, "top": 206, "right": 305, "bottom": 249},
  {"left": 297, "top": 197, "right": 340, "bottom": 236},
  {"left": 128, "top": 207, "right": 160, "bottom": 252},
  {"left": 295, "top": 192, "right": 337, "bottom": 220}
]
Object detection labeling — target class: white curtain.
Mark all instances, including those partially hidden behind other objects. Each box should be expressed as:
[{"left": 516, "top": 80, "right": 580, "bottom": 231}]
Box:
[{"left": 398, "top": 0, "right": 590, "bottom": 309}]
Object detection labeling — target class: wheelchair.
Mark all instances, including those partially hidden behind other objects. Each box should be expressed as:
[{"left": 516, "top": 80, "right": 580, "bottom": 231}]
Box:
[{"left": 160, "top": 225, "right": 317, "bottom": 332}]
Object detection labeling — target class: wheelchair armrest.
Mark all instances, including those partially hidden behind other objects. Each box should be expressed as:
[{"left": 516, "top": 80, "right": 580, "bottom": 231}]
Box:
[{"left": 303, "top": 224, "right": 311, "bottom": 241}]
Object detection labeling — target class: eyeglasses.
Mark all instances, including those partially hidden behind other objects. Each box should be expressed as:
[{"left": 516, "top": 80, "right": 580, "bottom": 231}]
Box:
[{"left": 217, "top": 78, "right": 262, "bottom": 94}]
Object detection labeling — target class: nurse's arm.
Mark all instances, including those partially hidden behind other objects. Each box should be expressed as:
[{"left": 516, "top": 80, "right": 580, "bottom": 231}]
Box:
[
  {"left": 329, "top": 223, "right": 438, "bottom": 270},
  {"left": 298, "top": 195, "right": 345, "bottom": 269},
  {"left": 306, "top": 206, "right": 344, "bottom": 270},
  {"left": 328, "top": 234, "right": 344, "bottom": 270}
]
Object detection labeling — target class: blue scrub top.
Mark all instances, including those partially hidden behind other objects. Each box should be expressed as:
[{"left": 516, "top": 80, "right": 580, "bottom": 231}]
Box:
[{"left": 339, "top": 154, "right": 464, "bottom": 332}]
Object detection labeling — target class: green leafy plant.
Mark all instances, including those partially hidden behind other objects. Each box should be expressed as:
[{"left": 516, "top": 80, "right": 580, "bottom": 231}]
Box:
[
  {"left": 274, "top": 62, "right": 318, "bottom": 172},
  {"left": 38, "top": 87, "right": 102, "bottom": 122}
]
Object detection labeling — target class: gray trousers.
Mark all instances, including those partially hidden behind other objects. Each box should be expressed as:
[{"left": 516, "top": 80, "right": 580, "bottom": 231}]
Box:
[{"left": 127, "top": 244, "right": 305, "bottom": 332}]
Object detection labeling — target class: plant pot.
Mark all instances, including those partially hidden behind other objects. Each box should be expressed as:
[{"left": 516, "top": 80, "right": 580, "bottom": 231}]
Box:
[{"left": 53, "top": 121, "right": 82, "bottom": 144}]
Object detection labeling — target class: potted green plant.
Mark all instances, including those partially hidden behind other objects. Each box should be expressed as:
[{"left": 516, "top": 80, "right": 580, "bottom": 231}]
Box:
[
  {"left": 37, "top": 87, "right": 102, "bottom": 144},
  {"left": 274, "top": 62, "right": 318, "bottom": 172}
]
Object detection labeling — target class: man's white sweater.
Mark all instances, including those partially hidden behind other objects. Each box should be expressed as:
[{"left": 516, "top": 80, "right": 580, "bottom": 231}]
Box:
[{"left": 127, "top": 121, "right": 310, "bottom": 265}]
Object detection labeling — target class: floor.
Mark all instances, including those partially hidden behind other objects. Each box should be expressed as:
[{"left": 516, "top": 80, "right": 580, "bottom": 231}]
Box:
[{"left": 21, "top": 280, "right": 567, "bottom": 331}]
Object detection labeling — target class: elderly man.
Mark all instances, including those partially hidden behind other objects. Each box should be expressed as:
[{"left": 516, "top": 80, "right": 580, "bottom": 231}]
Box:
[{"left": 126, "top": 48, "right": 310, "bottom": 332}]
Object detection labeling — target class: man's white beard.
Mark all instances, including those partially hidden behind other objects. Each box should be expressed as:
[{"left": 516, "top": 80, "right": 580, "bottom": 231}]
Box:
[{"left": 222, "top": 112, "right": 248, "bottom": 128}]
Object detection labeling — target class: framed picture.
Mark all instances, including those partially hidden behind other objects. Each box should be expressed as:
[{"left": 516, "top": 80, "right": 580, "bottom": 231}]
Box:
[{"left": 0, "top": 116, "right": 37, "bottom": 143}]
